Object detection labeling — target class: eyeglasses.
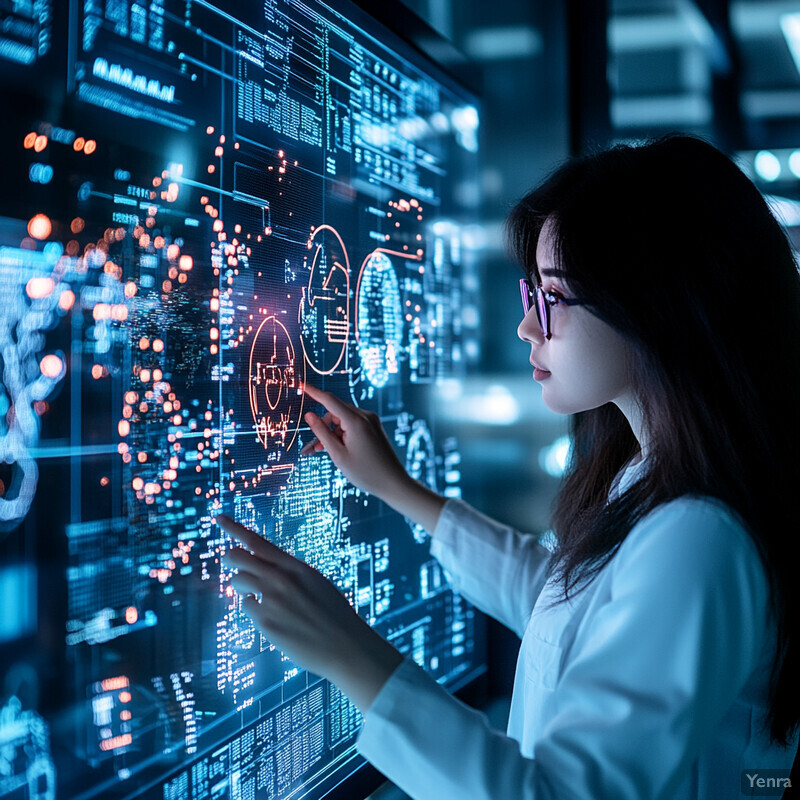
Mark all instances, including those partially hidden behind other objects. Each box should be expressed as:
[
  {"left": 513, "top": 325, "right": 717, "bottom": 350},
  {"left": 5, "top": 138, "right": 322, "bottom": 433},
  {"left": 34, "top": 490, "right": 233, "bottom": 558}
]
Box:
[{"left": 519, "top": 278, "right": 588, "bottom": 340}]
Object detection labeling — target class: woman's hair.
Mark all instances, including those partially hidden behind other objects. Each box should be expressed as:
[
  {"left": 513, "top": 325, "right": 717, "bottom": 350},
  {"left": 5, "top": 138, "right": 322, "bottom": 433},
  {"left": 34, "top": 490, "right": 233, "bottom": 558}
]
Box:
[{"left": 505, "top": 134, "right": 800, "bottom": 745}]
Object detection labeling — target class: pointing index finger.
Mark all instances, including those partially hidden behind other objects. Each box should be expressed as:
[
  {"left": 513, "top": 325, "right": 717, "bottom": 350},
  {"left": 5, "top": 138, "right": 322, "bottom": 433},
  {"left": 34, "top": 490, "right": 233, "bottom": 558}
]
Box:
[
  {"left": 217, "top": 514, "right": 282, "bottom": 564},
  {"left": 301, "top": 382, "right": 354, "bottom": 419}
]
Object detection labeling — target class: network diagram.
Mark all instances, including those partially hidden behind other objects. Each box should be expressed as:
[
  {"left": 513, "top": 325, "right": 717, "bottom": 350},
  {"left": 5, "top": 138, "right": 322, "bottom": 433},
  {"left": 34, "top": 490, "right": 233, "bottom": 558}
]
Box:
[{"left": 0, "top": 1, "right": 482, "bottom": 798}]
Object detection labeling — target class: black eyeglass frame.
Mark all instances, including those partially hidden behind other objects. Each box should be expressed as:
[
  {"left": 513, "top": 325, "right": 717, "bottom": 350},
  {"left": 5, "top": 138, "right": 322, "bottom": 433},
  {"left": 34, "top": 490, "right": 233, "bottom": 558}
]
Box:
[{"left": 519, "top": 278, "right": 589, "bottom": 340}]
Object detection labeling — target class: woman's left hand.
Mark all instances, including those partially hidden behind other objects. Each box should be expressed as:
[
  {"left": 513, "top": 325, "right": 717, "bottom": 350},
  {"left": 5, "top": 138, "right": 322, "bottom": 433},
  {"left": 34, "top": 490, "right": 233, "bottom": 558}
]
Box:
[{"left": 217, "top": 514, "right": 404, "bottom": 713}]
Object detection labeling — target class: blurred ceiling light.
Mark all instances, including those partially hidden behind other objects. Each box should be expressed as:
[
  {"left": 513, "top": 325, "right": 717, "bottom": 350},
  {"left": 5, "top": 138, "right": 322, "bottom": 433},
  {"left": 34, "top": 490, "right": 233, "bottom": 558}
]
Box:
[
  {"left": 780, "top": 12, "right": 800, "bottom": 77},
  {"left": 439, "top": 383, "right": 520, "bottom": 426},
  {"left": 754, "top": 150, "right": 782, "bottom": 181},
  {"left": 789, "top": 150, "right": 800, "bottom": 179},
  {"left": 538, "top": 435, "right": 571, "bottom": 478},
  {"left": 611, "top": 94, "right": 712, "bottom": 127},
  {"left": 463, "top": 26, "right": 542, "bottom": 61}
]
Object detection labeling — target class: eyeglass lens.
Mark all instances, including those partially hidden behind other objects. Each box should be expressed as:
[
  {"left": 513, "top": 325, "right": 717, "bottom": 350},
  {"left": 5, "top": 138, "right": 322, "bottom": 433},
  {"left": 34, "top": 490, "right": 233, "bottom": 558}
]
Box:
[{"left": 519, "top": 279, "right": 550, "bottom": 338}]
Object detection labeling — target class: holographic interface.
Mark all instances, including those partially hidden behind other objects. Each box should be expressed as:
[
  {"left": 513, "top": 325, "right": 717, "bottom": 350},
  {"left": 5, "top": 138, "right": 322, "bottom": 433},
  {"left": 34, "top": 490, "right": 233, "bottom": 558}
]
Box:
[{"left": 0, "top": 1, "right": 483, "bottom": 798}]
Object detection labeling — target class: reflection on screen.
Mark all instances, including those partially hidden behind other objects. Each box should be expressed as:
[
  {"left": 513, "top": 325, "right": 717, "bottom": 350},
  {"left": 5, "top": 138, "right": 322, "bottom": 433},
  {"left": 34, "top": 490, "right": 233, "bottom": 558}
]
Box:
[{"left": 0, "top": 1, "right": 483, "bottom": 798}]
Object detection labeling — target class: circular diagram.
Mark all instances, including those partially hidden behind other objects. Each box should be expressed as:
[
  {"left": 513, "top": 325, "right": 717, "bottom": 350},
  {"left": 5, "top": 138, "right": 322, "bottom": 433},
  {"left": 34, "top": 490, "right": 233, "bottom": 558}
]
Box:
[
  {"left": 299, "top": 225, "right": 350, "bottom": 375},
  {"left": 405, "top": 419, "right": 438, "bottom": 543},
  {"left": 248, "top": 315, "right": 304, "bottom": 455},
  {"left": 355, "top": 251, "right": 403, "bottom": 389}
]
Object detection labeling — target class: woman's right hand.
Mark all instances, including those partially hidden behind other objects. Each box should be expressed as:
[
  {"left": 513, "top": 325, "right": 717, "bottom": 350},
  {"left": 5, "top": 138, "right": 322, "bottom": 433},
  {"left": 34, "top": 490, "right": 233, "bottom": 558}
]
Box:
[{"left": 300, "top": 383, "right": 446, "bottom": 532}]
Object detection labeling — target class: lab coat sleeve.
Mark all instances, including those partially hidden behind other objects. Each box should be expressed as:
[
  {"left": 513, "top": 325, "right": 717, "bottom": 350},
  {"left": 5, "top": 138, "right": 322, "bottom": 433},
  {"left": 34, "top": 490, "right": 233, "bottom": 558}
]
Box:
[
  {"left": 357, "top": 498, "right": 770, "bottom": 800},
  {"left": 429, "top": 498, "right": 552, "bottom": 636}
]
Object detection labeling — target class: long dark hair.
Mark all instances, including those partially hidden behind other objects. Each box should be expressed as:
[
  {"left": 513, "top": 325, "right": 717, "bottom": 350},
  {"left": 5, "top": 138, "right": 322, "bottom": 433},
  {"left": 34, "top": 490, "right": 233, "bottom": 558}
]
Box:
[{"left": 505, "top": 134, "right": 800, "bottom": 745}]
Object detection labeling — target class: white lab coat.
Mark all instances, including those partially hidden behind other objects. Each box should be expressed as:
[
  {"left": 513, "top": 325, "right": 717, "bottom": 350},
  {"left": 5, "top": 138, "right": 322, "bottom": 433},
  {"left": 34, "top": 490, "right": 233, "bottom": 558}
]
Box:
[{"left": 357, "top": 461, "right": 798, "bottom": 799}]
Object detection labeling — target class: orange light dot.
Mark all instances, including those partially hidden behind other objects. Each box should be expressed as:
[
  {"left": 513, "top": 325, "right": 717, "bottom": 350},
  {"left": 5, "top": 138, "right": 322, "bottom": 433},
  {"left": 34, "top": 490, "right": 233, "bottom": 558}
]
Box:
[
  {"left": 152, "top": 339, "right": 164, "bottom": 353},
  {"left": 73, "top": 137, "right": 85, "bottom": 152},
  {"left": 125, "top": 606, "right": 138, "bottom": 624},
  {"left": 167, "top": 244, "right": 180, "bottom": 260},
  {"left": 27, "top": 214, "right": 52, "bottom": 240},
  {"left": 124, "top": 282, "right": 137, "bottom": 298},
  {"left": 26, "top": 277, "right": 55, "bottom": 299},
  {"left": 83, "top": 139, "right": 97, "bottom": 155},
  {"left": 118, "top": 420, "right": 130, "bottom": 437},
  {"left": 59, "top": 290, "right": 75, "bottom": 311},
  {"left": 39, "top": 354, "right": 63, "bottom": 378},
  {"left": 154, "top": 236, "right": 165, "bottom": 249},
  {"left": 137, "top": 452, "right": 147, "bottom": 463},
  {"left": 139, "top": 337, "right": 150, "bottom": 350},
  {"left": 24, "top": 132, "right": 37, "bottom": 149},
  {"left": 119, "top": 691, "right": 131, "bottom": 703},
  {"left": 209, "top": 327, "right": 219, "bottom": 341},
  {"left": 140, "top": 369, "right": 151, "bottom": 383},
  {"left": 33, "top": 135, "right": 47, "bottom": 152},
  {"left": 179, "top": 255, "right": 193, "bottom": 271},
  {"left": 207, "top": 164, "right": 215, "bottom": 173},
  {"left": 120, "top": 710, "right": 132, "bottom": 721},
  {"left": 91, "top": 364, "right": 103, "bottom": 379},
  {"left": 139, "top": 233, "right": 151, "bottom": 247},
  {"left": 206, "top": 126, "right": 214, "bottom": 134}
]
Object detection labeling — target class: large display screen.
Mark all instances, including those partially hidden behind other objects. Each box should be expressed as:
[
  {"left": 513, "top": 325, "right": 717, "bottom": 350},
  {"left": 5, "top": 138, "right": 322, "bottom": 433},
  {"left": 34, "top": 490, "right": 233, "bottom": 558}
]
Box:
[{"left": 0, "top": 1, "right": 484, "bottom": 798}]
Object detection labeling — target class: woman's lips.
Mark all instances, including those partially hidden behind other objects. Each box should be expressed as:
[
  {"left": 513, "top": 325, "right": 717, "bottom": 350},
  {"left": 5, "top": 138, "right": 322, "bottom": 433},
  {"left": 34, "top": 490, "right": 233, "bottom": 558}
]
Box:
[{"left": 533, "top": 367, "right": 551, "bottom": 381}]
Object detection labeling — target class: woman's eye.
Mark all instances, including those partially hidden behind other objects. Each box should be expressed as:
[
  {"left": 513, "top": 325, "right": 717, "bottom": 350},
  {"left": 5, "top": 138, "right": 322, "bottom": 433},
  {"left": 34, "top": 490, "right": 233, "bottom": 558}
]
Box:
[{"left": 543, "top": 290, "right": 563, "bottom": 306}]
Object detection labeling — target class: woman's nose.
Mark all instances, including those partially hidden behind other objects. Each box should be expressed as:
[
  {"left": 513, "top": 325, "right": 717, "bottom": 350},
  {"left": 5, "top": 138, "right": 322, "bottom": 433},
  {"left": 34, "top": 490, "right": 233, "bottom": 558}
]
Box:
[{"left": 517, "top": 307, "right": 545, "bottom": 344}]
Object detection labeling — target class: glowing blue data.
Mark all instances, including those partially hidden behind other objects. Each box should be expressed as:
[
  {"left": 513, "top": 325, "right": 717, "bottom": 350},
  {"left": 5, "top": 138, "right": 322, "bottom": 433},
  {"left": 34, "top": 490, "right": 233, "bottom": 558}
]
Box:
[{"left": 0, "top": 1, "right": 483, "bottom": 798}]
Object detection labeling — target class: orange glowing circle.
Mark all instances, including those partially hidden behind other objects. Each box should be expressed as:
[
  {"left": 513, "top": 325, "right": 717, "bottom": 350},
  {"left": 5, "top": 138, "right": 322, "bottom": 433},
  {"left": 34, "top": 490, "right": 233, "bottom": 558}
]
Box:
[
  {"left": 39, "top": 353, "right": 64, "bottom": 378},
  {"left": 139, "top": 369, "right": 151, "bottom": 383},
  {"left": 139, "top": 337, "right": 149, "bottom": 350},
  {"left": 124, "top": 607, "right": 138, "bottom": 624},
  {"left": 119, "top": 691, "right": 132, "bottom": 703},
  {"left": 27, "top": 214, "right": 52, "bottom": 240},
  {"left": 70, "top": 217, "right": 85, "bottom": 234},
  {"left": 167, "top": 244, "right": 180, "bottom": 260},
  {"left": 91, "top": 364, "right": 103, "bottom": 379},
  {"left": 73, "top": 137, "right": 85, "bottom": 152},
  {"left": 207, "top": 164, "right": 216, "bottom": 174},
  {"left": 152, "top": 339, "right": 164, "bottom": 353},
  {"left": 26, "top": 277, "right": 55, "bottom": 299},
  {"left": 137, "top": 452, "right": 147, "bottom": 463},
  {"left": 154, "top": 236, "right": 165, "bottom": 249},
  {"left": 178, "top": 273, "right": 187, "bottom": 284},
  {"left": 59, "top": 290, "right": 75, "bottom": 311},
  {"left": 83, "top": 139, "right": 97, "bottom": 154},
  {"left": 24, "top": 132, "right": 37, "bottom": 149},
  {"left": 33, "top": 135, "right": 48, "bottom": 152},
  {"left": 209, "top": 327, "right": 219, "bottom": 341}
]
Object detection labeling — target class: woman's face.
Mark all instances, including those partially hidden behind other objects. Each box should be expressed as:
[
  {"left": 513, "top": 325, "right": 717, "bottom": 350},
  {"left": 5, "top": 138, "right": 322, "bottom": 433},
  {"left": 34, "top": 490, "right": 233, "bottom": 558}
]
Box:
[{"left": 517, "top": 218, "right": 636, "bottom": 418}]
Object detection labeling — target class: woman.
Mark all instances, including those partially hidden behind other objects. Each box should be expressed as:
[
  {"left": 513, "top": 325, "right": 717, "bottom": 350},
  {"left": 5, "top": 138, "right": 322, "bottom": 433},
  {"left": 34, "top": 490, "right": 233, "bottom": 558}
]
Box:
[{"left": 219, "top": 135, "right": 800, "bottom": 799}]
